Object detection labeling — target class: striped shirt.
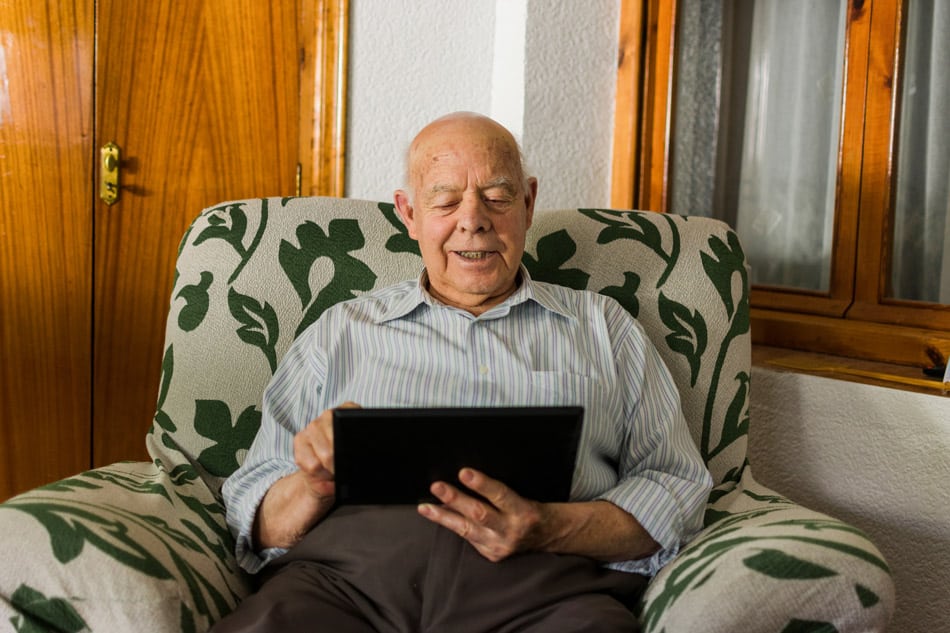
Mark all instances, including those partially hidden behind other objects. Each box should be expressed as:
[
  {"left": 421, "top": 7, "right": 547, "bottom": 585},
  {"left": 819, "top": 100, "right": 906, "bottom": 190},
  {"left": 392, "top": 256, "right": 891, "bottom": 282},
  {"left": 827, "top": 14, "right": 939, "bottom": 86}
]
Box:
[{"left": 223, "top": 267, "right": 712, "bottom": 575}]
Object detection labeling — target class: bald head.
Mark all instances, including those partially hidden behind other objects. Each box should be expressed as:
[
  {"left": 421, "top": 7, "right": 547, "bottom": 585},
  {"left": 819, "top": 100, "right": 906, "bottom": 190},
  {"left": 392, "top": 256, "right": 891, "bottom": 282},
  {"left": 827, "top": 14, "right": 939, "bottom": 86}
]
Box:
[{"left": 405, "top": 112, "right": 530, "bottom": 202}]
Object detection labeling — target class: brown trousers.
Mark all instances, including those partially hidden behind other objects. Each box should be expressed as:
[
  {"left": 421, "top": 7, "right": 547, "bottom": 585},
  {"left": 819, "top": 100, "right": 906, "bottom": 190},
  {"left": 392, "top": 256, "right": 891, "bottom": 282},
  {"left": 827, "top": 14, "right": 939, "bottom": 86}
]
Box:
[{"left": 212, "top": 506, "right": 647, "bottom": 633}]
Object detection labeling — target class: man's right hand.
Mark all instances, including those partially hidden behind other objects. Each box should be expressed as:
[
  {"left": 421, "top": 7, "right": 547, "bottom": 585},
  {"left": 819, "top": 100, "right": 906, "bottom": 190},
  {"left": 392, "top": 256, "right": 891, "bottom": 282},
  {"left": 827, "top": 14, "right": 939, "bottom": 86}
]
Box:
[{"left": 252, "top": 402, "right": 360, "bottom": 551}]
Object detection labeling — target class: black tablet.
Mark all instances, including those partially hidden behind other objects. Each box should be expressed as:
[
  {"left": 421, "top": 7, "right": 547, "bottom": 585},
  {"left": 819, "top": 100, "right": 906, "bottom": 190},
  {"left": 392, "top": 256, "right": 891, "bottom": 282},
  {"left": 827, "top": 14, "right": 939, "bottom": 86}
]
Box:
[{"left": 332, "top": 406, "right": 584, "bottom": 505}]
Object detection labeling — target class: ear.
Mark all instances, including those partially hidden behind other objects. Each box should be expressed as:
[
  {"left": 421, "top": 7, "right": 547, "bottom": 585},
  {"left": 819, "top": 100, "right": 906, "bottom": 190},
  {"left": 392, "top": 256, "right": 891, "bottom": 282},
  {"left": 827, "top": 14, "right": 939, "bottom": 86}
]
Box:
[
  {"left": 393, "top": 189, "right": 418, "bottom": 239},
  {"left": 523, "top": 177, "right": 538, "bottom": 230}
]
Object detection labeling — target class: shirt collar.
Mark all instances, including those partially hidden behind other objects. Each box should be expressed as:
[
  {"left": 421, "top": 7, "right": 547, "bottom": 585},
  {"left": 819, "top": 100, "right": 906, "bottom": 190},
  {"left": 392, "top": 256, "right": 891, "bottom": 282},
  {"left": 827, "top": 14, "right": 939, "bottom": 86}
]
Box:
[{"left": 375, "top": 265, "right": 576, "bottom": 323}]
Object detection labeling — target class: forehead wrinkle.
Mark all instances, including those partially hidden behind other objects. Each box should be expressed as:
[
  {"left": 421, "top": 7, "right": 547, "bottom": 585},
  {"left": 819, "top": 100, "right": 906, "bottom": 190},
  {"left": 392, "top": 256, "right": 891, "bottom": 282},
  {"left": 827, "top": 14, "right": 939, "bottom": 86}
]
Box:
[
  {"left": 407, "top": 118, "right": 528, "bottom": 200},
  {"left": 422, "top": 176, "right": 518, "bottom": 202}
]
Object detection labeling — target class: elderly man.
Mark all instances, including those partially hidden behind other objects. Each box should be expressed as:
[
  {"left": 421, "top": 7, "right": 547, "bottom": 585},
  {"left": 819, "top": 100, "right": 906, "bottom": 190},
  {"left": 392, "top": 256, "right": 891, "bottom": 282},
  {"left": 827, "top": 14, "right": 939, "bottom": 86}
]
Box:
[{"left": 214, "top": 112, "right": 712, "bottom": 633}]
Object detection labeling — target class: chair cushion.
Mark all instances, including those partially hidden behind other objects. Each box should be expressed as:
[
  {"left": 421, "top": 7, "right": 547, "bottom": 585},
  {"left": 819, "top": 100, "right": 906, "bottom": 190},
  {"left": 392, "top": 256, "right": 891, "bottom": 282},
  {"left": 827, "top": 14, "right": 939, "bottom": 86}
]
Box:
[{"left": 0, "top": 461, "right": 250, "bottom": 631}]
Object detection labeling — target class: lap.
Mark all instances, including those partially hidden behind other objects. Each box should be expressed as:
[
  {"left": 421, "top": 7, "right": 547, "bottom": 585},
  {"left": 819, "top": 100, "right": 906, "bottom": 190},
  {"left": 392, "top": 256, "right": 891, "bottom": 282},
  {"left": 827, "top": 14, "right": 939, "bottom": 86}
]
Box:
[
  {"left": 214, "top": 506, "right": 647, "bottom": 633},
  {"left": 212, "top": 562, "right": 381, "bottom": 633},
  {"left": 500, "top": 593, "right": 643, "bottom": 633}
]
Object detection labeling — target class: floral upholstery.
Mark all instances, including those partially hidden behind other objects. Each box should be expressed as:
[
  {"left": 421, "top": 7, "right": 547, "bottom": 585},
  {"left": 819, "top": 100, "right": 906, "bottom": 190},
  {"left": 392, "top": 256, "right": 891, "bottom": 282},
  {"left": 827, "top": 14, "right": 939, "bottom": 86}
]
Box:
[{"left": 0, "top": 197, "right": 894, "bottom": 632}]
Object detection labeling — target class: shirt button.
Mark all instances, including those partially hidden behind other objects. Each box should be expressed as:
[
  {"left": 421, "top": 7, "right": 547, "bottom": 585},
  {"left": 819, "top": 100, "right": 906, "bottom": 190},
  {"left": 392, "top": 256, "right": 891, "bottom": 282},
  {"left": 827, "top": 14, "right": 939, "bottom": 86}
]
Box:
[{"left": 479, "top": 364, "right": 489, "bottom": 375}]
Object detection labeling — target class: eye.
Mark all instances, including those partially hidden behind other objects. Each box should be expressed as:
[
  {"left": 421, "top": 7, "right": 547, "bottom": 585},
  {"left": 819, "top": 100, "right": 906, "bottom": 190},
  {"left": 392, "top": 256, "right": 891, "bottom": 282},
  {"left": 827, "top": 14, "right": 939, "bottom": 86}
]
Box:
[
  {"left": 432, "top": 199, "right": 460, "bottom": 212},
  {"left": 483, "top": 194, "right": 512, "bottom": 207},
  {"left": 481, "top": 185, "right": 516, "bottom": 208}
]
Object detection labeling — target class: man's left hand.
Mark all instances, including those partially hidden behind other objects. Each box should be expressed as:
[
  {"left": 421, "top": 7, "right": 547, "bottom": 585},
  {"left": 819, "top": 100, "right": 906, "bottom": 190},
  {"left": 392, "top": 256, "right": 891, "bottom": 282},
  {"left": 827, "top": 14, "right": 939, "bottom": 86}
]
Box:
[{"left": 417, "top": 467, "right": 553, "bottom": 562}]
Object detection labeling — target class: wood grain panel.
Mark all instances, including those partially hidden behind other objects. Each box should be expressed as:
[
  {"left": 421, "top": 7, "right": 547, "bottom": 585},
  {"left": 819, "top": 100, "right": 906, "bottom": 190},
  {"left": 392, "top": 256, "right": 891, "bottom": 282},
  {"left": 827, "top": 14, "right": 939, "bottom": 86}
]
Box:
[
  {"left": 300, "top": 0, "right": 349, "bottom": 197},
  {"left": 93, "top": 0, "right": 301, "bottom": 466},
  {"left": 0, "top": 0, "right": 94, "bottom": 500},
  {"left": 848, "top": 0, "right": 950, "bottom": 332},
  {"left": 610, "top": 0, "right": 644, "bottom": 210},
  {"left": 638, "top": 0, "right": 676, "bottom": 213},
  {"left": 752, "top": 308, "right": 950, "bottom": 368}
]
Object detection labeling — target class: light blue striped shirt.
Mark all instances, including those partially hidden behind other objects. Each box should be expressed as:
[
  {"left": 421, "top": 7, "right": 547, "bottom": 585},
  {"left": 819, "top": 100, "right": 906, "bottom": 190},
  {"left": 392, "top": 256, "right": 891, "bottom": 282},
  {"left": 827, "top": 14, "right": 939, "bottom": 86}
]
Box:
[{"left": 223, "top": 267, "right": 712, "bottom": 576}]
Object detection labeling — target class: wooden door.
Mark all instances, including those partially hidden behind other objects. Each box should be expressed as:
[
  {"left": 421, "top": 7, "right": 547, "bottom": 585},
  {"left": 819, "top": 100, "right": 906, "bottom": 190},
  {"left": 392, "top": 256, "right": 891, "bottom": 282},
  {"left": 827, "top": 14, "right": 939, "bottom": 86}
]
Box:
[
  {"left": 0, "top": 1, "right": 95, "bottom": 499},
  {"left": 94, "top": 0, "right": 301, "bottom": 465}
]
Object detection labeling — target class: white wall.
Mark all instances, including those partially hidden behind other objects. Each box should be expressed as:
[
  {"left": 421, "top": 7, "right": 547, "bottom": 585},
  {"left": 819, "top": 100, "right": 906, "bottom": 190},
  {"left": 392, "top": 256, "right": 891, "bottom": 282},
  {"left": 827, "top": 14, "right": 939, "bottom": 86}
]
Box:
[
  {"left": 749, "top": 368, "right": 950, "bottom": 633},
  {"left": 344, "top": 3, "right": 949, "bottom": 632},
  {"left": 345, "top": 0, "right": 619, "bottom": 210}
]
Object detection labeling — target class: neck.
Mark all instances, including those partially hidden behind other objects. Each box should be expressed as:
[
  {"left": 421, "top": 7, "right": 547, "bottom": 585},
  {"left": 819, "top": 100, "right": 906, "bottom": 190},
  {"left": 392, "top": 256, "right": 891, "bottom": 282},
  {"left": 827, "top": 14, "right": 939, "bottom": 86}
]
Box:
[{"left": 423, "top": 272, "right": 522, "bottom": 316}]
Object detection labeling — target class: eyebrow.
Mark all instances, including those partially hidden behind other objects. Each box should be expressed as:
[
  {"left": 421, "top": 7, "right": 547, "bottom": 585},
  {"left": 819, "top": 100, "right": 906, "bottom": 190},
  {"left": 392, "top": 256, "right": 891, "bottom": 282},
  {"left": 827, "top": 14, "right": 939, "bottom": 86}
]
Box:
[
  {"left": 425, "top": 178, "right": 517, "bottom": 194},
  {"left": 480, "top": 177, "right": 518, "bottom": 194}
]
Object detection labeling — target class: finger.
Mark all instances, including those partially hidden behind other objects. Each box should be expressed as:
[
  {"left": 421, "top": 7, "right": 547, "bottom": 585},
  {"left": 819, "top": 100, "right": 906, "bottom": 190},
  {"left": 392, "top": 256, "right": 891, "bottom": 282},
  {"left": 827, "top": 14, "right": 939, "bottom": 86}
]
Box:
[
  {"left": 294, "top": 414, "right": 335, "bottom": 476},
  {"left": 417, "top": 498, "right": 516, "bottom": 563},
  {"left": 418, "top": 493, "right": 489, "bottom": 545},
  {"left": 308, "top": 402, "right": 358, "bottom": 473},
  {"left": 457, "top": 468, "right": 522, "bottom": 512},
  {"left": 293, "top": 432, "right": 330, "bottom": 476},
  {"left": 291, "top": 435, "right": 336, "bottom": 500},
  {"left": 428, "top": 479, "right": 497, "bottom": 529}
]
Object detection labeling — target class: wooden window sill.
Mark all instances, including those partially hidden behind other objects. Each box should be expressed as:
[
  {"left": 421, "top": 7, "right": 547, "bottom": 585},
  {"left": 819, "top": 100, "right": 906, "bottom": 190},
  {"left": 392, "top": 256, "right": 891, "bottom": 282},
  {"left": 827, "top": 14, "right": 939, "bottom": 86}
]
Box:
[{"left": 752, "top": 345, "right": 950, "bottom": 397}]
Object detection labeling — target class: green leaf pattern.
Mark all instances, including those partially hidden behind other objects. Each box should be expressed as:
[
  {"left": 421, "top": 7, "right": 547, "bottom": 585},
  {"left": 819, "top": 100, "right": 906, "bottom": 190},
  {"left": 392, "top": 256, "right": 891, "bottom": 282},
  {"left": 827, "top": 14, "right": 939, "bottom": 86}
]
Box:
[
  {"left": 377, "top": 201, "right": 421, "bottom": 256},
  {"left": 579, "top": 209, "right": 679, "bottom": 287},
  {"left": 153, "top": 345, "right": 177, "bottom": 433},
  {"left": 278, "top": 218, "right": 377, "bottom": 337},
  {"left": 522, "top": 229, "right": 590, "bottom": 289},
  {"left": 176, "top": 271, "right": 213, "bottom": 332},
  {"left": 227, "top": 288, "right": 280, "bottom": 373},
  {"left": 658, "top": 291, "right": 707, "bottom": 386},
  {"left": 743, "top": 549, "right": 838, "bottom": 579},
  {"left": 9, "top": 584, "right": 88, "bottom": 633},
  {"left": 599, "top": 271, "right": 641, "bottom": 318},
  {"left": 194, "top": 401, "right": 262, "bottom": 478}
]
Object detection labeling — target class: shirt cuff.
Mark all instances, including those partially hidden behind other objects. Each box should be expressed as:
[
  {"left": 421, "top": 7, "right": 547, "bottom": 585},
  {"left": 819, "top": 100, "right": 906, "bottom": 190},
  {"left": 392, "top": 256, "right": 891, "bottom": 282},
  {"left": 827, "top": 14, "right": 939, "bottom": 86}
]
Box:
[
  {"left": 595, "top": 474, "right": 702, "bottom": 577},
  {"left": 225, "top": 463, "right": 297, "bottom": 574}
]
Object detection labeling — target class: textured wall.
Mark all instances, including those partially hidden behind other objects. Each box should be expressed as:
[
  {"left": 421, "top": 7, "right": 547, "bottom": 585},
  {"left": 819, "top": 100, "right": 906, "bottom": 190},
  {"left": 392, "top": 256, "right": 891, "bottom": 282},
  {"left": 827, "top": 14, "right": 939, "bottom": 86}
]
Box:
[
  {"left": 346, "top": 0, "right": 495, "bottom": 199},
  {"left": 345, "top": 0, "right": 619, "bottom": 210},
  {"left": 749, "top": 368, "right": 950, "bottom": 633},
  {"left": 521, "top": 0, "right": 619, "bottom": 210}
]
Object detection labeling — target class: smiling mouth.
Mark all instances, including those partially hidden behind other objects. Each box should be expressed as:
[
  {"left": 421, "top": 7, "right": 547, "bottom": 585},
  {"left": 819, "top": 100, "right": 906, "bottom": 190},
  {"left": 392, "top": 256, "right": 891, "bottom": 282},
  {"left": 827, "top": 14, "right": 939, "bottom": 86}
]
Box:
[{"left": 455, "top": 251, "right": 493, "bottom": 259}]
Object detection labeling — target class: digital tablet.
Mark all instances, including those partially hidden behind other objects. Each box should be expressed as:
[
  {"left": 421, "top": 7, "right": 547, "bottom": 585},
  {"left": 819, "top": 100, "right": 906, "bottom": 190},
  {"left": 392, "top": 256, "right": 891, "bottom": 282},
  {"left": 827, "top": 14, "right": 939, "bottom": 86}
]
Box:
[{"left": 332, "top": 406, "right": 583, "bottom": 505}]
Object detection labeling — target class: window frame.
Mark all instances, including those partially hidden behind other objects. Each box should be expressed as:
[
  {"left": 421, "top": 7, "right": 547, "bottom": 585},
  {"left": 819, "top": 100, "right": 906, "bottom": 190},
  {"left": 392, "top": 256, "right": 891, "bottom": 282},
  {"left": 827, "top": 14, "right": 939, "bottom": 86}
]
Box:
[{"left": 613, "top": 0, "right": 950, "bottom": 367}]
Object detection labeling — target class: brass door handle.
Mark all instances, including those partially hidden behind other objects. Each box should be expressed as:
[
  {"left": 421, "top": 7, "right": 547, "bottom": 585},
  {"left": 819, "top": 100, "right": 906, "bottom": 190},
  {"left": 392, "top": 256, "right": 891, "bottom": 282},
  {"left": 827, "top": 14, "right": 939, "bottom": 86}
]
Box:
[{"left": 100, "top": 142, "right": 121, "bottom": 205}]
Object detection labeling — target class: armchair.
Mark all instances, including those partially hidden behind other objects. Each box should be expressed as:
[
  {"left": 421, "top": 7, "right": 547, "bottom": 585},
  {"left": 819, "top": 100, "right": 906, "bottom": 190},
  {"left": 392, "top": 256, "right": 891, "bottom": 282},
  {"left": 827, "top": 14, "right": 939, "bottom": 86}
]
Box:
[{"left": 0, "top": 197, "right": 894, "bottom": 632}]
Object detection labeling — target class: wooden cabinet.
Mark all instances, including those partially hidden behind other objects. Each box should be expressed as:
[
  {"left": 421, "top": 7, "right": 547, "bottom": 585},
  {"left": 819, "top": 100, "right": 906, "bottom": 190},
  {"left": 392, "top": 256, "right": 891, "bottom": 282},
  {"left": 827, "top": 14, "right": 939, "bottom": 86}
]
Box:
[
  {"left": 0, "top": 0, "right": 347, "bottom": 499},
  {"left": 0, "top": 1, "right": 94, "bottom": 499}
]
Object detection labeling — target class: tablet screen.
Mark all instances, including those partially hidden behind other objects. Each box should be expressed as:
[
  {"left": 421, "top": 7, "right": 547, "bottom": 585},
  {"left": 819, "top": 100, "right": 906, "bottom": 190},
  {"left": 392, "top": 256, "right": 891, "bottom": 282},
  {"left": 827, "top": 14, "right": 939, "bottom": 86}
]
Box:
[{"left": 332, "top": 406, "right": 583, "bottom": 505}]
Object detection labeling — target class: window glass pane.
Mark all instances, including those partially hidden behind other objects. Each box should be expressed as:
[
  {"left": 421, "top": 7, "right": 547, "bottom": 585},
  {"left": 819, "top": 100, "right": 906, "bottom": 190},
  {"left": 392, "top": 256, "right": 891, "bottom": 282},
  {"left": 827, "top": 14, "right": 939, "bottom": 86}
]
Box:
[
  {"left": 670, "top": 0, "right": 846, "bottom": 292},
  {"left": 890, "top": 0, "right": 950, "bottom": 303}
]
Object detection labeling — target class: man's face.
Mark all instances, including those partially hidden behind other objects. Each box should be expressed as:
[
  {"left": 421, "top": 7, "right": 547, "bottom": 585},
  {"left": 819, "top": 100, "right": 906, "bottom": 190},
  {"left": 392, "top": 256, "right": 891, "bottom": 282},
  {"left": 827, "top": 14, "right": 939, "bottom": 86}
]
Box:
[{"left": 395, "top": 117, "right": 537, "bottom": 315}]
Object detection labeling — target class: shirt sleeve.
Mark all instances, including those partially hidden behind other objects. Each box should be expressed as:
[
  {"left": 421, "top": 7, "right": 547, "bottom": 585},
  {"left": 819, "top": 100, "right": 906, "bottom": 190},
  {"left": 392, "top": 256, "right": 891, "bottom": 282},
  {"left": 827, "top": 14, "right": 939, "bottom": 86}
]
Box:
[
  {"left": 595, "top": 312, "right": 713, "bottom": 576},
  {"left": 221, "top": 328, "right": 327, "bottom": 574}
]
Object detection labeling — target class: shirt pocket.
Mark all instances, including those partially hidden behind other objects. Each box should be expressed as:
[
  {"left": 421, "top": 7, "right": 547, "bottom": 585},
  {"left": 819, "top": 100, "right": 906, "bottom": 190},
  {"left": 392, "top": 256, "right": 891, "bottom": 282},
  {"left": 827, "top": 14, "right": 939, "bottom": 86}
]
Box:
[{"left": 521, "top": 371, "right": 611, "bottom": 407}]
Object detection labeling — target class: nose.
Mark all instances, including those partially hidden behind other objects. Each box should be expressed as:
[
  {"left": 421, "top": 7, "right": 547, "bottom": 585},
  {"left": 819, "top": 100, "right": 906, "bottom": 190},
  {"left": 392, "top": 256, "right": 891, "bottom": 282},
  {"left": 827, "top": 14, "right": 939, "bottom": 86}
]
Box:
[{"left": 457, "top": 196, "right": 491, "bottom": 233}]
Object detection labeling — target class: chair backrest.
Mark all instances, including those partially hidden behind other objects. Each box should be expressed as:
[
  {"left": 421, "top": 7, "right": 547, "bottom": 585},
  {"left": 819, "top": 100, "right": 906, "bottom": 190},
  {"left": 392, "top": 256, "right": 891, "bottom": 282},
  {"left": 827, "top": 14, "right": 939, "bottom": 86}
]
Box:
[{"left": 148, "top": 197, "right": 751, "bottom": 497}]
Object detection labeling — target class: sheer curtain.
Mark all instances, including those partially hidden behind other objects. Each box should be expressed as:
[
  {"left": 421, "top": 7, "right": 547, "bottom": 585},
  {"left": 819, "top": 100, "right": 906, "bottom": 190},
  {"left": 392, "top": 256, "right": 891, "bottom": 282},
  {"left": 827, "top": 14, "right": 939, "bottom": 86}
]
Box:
[
  {"left": 891, "top": 0, "right": 950, "bottom": 303},
  {"left": 731, "top": 1, "right": 845, "bottom": 291},
  {"left": 671, "top": 0, "right": 846, "bottom": 292}
]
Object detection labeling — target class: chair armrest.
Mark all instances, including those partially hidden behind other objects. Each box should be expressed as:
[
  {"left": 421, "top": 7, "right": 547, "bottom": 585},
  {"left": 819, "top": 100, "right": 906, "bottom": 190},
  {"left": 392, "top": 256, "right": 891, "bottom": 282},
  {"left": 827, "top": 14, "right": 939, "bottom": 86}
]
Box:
[
  {"left": 640, "top": 471, "right": 895, "bottom": 633},
  {"left": 0, "top": 461, "right": 251, "bottom": 632}
]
